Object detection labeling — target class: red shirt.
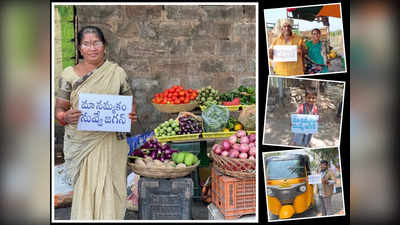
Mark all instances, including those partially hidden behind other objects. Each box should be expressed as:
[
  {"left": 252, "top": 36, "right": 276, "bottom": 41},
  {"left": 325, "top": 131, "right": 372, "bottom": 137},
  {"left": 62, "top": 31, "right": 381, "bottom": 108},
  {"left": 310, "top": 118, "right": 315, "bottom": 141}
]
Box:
[{"left": 296, "top": 103, "right": 318, "bottom": 115}]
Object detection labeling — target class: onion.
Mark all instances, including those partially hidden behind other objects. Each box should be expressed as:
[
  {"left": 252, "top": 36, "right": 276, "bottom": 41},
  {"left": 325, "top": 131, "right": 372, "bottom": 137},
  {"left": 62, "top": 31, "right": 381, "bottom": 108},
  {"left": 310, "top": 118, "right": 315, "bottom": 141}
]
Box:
[
  {"left": 248, "top": 155, "right": 255, "bottom": 160},
  {"left": 221, "top": 151, "right": 229, "bottom": 157},
  {"left": 239, "top": 143, "right": 250, "bottom": 153},
  {"left": 236, "top": 130, "right": 246, "bottom": 138},
  {"left": 240, "top": 136, "right": 250, "bottom": 144},
  {"left": 248, "top": 142, "right": 256, "bottom": 148},
  {"left": 213, "top": 144, "right": 223, "bottom": 155},
  {"left": 239, "top": 152, "right": 248, "bottom": 159},
  {"left": 232, "top": 143, "right": 241, "bottom": 151},
  {"left": 229, "top": 150, "right": 240, "bottom": 158},
  {"left": 249, "top": 147, "right": 256, "bottom": 156},
  {"left": 221, "top": 140, "right": 231, "bottom": 150},
  {"left": 249, "top": 134, "right": 256, "bottom": 143},
  {"left": 212, "top": 143, "right": 220, "bottom": 151},
  {"left": 228, "top": 135, "right": 238, "bottom": 145}
]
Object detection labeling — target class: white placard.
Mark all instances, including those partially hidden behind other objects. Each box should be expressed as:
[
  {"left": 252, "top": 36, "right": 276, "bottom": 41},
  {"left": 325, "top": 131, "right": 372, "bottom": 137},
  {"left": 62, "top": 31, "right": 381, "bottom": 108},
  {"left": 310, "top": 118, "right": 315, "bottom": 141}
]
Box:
[
  {"left": 78, "top": 93, "right": 132, "bottom": 132},
  {"left": 273, "top": 45, "right": 297, "bottom": 62},
  {"left": 308, "top": 174, "right": 322, "bottom": 184},
  {"left": 291, "top": 114, "right": 319, "bottom": 134}
]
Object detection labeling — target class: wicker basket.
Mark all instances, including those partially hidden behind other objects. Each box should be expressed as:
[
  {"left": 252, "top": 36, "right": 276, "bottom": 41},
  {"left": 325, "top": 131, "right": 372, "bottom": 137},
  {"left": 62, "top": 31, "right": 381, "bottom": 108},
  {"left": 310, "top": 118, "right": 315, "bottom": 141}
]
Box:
[
  {"left": 152, "top": 101, "right": 198, "bottom": 113},
  {"left": 128, "top": 160, "right": 200, "bottom": 179},
  {"left": 176, "top": 111, "right": 204, "bottom": 130},
  {"left": 211, "top": 151, "right": 256, "bottom": 178}
]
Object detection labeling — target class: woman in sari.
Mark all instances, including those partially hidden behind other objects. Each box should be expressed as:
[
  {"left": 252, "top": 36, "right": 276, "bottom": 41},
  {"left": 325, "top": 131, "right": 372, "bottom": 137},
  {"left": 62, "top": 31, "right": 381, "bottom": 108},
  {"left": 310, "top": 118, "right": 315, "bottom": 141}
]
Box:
[
  {"left": 305, "top": 28, "right": 329, "bottom": 74},
  {"left": 55, "top": 26, "right": 137, "bottom": 220}
]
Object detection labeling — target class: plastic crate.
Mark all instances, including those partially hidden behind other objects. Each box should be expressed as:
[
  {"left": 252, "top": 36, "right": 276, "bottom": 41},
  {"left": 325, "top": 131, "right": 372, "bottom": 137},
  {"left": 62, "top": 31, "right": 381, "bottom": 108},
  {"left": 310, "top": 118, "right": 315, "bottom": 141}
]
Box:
[
  {"left": 211, "top": 168, "right": 256, "bottom": 220},
  {"left": 156, "top": 133, "right": 200, "bottom": 143},
  {"left": 138, "top": 177, "right": 193, "bottom": 220},
  {"left": 169, "top": 142, "right": 201, "bottom": 155},
  {"left": 241, "top": 104, "right": 255, "bottom": 110},
  {"left": 246, "top": 130, "right": 256, "bottom": 135},
  {"left": 200, "top": 105, "right": 240, "bottom": 112},
  {"left": 208, "top": 203, "right": 256, "bottom": 221},
  {"left": 202, "top": 131, "right": 237, "bottom": 139}
]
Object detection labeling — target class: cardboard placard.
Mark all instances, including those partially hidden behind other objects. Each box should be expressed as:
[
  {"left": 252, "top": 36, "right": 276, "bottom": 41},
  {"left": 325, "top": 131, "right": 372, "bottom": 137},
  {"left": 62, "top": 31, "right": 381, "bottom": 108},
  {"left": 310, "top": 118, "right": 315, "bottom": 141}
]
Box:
[
  {"left": 308, "top": 174, "right": 322, "bottom": 184},
  {"left": 273, "top": 45, "right": 298, "bottom": 62},
  {"left": 291, "top": 114, "right": 319, "bottom": 134},
  {"left": 78, "top": 93, "right": 132, "bottom": 132}
]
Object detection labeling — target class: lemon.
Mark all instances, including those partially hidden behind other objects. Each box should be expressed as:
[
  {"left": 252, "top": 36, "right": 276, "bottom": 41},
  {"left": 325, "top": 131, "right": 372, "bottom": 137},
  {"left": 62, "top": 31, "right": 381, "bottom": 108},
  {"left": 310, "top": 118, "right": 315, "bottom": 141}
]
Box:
[{"left": 234, "top": 123, "right": 243, "bottom": 131}]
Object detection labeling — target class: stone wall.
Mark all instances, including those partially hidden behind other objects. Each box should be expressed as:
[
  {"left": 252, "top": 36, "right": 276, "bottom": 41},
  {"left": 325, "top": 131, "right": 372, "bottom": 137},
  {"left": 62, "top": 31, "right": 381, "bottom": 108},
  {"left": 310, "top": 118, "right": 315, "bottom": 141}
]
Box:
[{"left": 75, "top": 5, "right": 256, "bottom": 135}]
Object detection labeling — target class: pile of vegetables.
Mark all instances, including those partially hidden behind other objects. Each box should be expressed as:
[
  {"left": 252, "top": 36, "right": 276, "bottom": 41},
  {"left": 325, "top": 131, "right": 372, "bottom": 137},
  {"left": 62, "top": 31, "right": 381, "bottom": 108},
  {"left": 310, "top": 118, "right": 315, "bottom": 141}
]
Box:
[
  {"left": 178, "top": 115, "right": 203, "bottom": 134},
  {"left": 219, "top": 85, "right": 256, "bottom": 105},
  {"left": 202, "top": 105, "right": 230, "bottom": 132},
  {"left": 154, "top": 119, "right": 180, "bottom": 138},
  {"left": 196, "top": 86, "right": 220, "bottom": 107},
  {"left": 130, "top": 139, "right": 199, "bottom": 169},
  {"left": 152, "top": 85, "right": 198, "bottom": 104},
  {"left": 212, "top": 130, "right": 256, "bottom": 160},
  {"left": 171, "top": 152, "right": 199, "bottom": 167},
  {"left": 219, "top": 90, "right": 240, "bottom": 103},
  {"left": 134, "top": 157, "right": 178, "bottom": 169},
  {"left": 222, "top": 97, "right": 240, "bottom": 106},
  {"left": 224, "top": 116, "right": 243, "bottom": 132},
  {"left": 130, "top": 139, "right": 178, "bottom": 162}
]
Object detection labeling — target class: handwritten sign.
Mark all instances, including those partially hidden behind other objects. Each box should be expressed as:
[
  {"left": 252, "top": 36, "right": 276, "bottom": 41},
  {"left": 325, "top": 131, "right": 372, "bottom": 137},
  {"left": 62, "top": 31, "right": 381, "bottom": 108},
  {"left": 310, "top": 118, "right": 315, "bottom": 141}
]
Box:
[
  {"left": 78, "top": 93, "right": 132, "bottom": 132},
  {"left": 291, "top": 114, "right": 319, "bottom": 134},
  {"left": 308, "top": 174, "right": 322, "bottom": 184},
  {"left": 273, "top": 45, "right": 297, "bottom": 62}
]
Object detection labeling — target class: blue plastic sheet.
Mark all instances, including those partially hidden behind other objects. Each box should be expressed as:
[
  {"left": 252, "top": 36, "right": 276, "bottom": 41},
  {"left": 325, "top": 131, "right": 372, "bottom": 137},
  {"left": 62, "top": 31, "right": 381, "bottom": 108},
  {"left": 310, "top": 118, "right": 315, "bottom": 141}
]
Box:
[{"left": 127, "top": 131, "right": 154, "bottom": 155}]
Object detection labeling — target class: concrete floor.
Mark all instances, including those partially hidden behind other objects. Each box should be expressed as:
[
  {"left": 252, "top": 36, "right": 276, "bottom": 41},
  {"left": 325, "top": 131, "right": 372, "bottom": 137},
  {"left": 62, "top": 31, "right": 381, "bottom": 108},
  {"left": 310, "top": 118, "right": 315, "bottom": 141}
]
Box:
[{"left": 54, "top": 199, "right": 209, "bottom": 220}]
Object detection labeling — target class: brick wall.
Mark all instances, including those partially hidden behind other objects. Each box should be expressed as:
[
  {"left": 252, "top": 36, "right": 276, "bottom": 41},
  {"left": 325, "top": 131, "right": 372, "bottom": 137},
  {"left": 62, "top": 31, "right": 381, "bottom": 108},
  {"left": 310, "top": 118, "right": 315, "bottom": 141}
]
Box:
[{"left": 72, "top": 5, "right": 256, "bottom": 135}]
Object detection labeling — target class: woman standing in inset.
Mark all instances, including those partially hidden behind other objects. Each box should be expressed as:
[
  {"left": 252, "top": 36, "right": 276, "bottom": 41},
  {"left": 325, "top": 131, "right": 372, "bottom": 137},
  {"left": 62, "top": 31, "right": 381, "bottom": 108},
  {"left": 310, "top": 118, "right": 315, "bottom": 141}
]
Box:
[{"left": 305, "top": 28, "right": 329, "bottom": 74}]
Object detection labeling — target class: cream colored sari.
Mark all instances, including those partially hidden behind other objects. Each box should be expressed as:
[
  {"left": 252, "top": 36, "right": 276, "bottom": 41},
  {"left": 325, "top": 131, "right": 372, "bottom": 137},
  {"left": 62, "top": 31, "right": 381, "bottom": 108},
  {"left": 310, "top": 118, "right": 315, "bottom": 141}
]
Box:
[{"left": 62, "top": 60, "right": 130, "bottom": 220}]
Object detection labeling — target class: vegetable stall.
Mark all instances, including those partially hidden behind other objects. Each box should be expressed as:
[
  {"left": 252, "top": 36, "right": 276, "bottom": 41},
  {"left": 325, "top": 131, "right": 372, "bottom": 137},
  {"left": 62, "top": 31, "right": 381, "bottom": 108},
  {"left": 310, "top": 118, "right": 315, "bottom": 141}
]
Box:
[{"left": 127, "top": 84, "right": 256, "bottom": 220}]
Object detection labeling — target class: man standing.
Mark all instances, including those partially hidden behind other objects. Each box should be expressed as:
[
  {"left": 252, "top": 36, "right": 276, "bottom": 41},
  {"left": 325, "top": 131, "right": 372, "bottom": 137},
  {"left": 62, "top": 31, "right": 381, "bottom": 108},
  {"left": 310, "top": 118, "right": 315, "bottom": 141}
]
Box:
[
  {"left": 315, "top": 160, "right": 336, "bottom": 216},
  {"left": 268, "top": 18, "right": 306, "bottom": 76}
]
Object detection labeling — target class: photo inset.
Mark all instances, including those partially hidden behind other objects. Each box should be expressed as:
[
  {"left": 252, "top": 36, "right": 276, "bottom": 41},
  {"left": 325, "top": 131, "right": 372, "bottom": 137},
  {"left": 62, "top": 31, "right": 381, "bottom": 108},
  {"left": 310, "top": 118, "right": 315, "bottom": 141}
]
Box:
[
  {"left": 265, "top": 3, "right": 346, "bottom": 76},
  {"left": 263, "top": 76, "right": 344, "bottom": 148},
  {"left": 262, "top": 148, "right": 345, "bottom": 221}
]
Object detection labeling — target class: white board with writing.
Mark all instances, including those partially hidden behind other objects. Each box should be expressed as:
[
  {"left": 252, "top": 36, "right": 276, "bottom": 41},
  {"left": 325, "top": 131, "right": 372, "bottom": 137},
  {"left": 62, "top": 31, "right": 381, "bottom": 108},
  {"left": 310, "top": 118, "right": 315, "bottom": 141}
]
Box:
[
  {"left": 291, "top": 114, "right": 319, "bottom": 134},
  {"left": 273, "top": 45, "right": 297, "bottom": 62},
  {"left": 308, "top": 174, "right": 322, "bottom": 184},
  {"left": 78, "top": 93, "right": 132, "bottom": 132}
]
